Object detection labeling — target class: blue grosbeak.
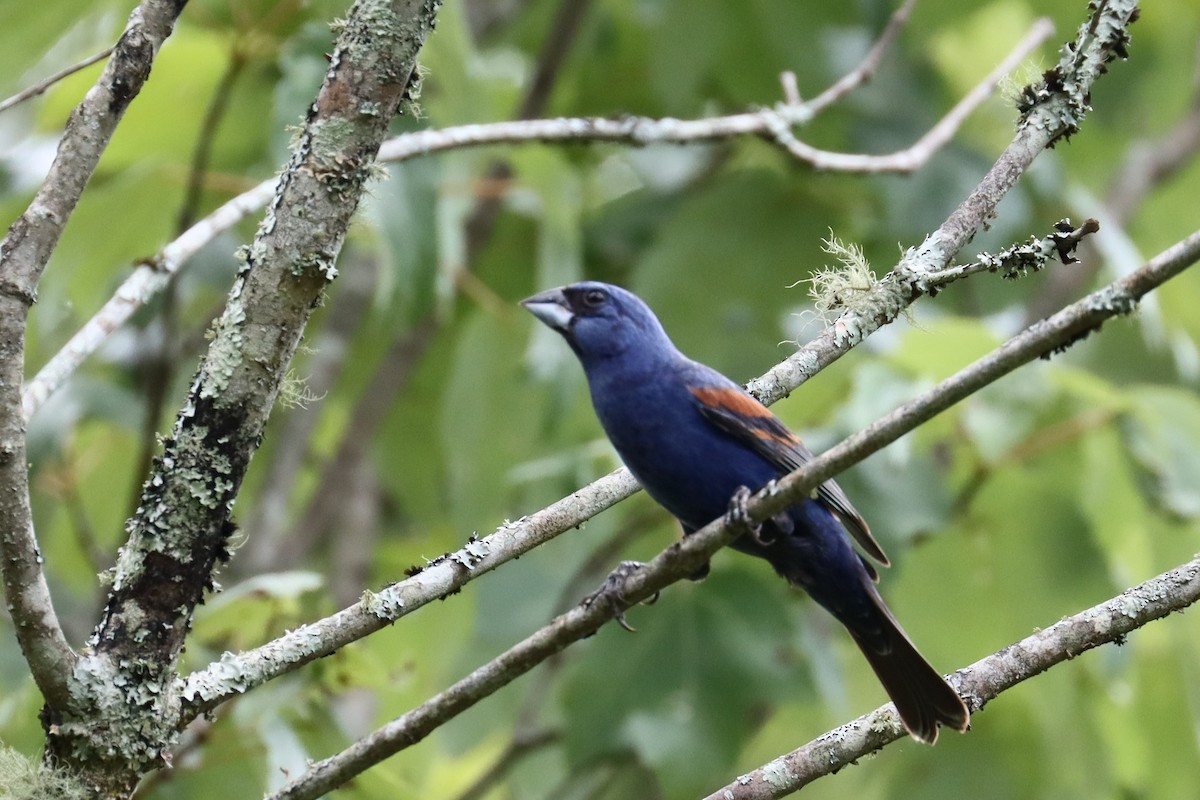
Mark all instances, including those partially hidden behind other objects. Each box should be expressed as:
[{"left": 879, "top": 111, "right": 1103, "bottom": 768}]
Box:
[{"left": 523, "top": 281, "right": 968, "bottom": 743}]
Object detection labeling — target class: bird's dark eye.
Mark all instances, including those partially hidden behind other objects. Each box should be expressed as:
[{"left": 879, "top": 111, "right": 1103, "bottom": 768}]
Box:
[{"left": 582, "top": 289, "right": 607, "bottom": 308}]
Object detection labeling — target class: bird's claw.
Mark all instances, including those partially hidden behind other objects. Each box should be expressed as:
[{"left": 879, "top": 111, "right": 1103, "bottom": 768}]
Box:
[
  {"left": 727, "top": 485, "right": 773, "bottom": 545},
  {"left": 584, "top": 560, "right": 656, "bottom": 632}
]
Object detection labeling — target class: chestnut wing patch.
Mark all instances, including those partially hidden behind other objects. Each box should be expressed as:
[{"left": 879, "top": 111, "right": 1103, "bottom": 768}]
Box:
[{"left": 689, "top": 385, "right": 890, "bottom": 567}]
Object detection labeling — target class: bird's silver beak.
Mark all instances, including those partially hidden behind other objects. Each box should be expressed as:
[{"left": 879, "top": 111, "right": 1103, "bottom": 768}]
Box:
[{"left": 521, "top": 288, "right": 574, "bottom": 332}]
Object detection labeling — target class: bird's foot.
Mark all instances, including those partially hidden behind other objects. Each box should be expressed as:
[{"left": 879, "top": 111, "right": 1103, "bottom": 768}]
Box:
[
  {"left": 584, "top": 560, "right": 658, "bottom": 632},
  {"left": 727, "top": 485, "right": 774, "bottom": 545}
]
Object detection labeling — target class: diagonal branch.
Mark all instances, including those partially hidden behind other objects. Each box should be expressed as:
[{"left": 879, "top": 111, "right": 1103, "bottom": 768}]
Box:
[
  {"left": 0, "top": 0, "right": 188, "bottom": 712},
  {"left": 704, "top": 555, "right": 1200, "bottom": 800},
  {"left": 22, "top": 177, "right": 278, "bottom": 419},
  {"left": 263, "top": 226, "right": 1200, "bottom": 800}
]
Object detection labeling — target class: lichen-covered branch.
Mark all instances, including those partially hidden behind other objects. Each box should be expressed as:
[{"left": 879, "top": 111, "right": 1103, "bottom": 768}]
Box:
[
  {"left": 745, "top": 226, "right": 1199, "bottom": 526},
  {"left": 0, "top": 0, "right": 188, "bottom": 714},
  {"left": 39, "top": 1, "right": 443, "bottom": 794},
  {"left": 178, "top": 466, "right": 640, "bottom": 722},
  {"left": 703, "top": 556, "right": 1200, "bottom": 800},
  {"left": 262, "top": 227, "right": 1200, "bottom": 800},
  {"left": 921, "top": 218, "right": 1100, "bottom": 290}
]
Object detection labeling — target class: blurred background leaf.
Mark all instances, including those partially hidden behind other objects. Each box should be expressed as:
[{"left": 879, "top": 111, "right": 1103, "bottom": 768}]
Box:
[{"left": 0, "top": 0, "right": 1198, "bottom": 797}]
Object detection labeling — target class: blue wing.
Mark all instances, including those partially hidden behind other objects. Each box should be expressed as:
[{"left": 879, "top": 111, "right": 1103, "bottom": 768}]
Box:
[{"left": 687, "top": 383, "right": 890, "bottom": 567}]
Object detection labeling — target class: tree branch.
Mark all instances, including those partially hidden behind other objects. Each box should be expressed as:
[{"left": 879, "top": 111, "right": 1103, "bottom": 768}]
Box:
[
  {"left": 41, "top": 0, "right": 444, "bottom": 791},
  {"left": 22, "top": 177, "right": 278, "bottom": 419},
  {"left": 22, "top": 4, "right": 1045, "bottom": 419},
  {"left": 703, "top": 555, "right": 1200, "bottom": 800},
  {"left": 0, "top": 0, "right": 188, "bottom": 714},
  {"left": 178, "top": 464, "right": 642, "bottom": 721},
  {"left": 263, "top": 226, "right": 1200, "bottom": 800},
  {"left": 1024, "top": 34, "right": 1200, "bottom": 324}
]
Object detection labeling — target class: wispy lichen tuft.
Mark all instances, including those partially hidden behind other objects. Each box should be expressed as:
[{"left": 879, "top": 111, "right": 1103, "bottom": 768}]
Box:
[
  {"left": 278, "top": 370, "right": 326, "bottom": 409},
  {"left": 803, "top": 234, "right": 881, "bottom": 323},
  {"left": 0, "top": 744, "right": 90, "bottom": 800}
]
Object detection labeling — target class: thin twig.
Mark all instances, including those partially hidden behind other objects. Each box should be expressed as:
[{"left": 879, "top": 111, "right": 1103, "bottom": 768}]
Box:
[
  {"left": 263, "top": 228, "right": 1200, "bottom": 800},
  {"left": 448, "top": 514, "right": 660, "bottom": 800},
  {"left": 0, "top": 47, "right": 115, "bottom": 114},
  {"left": 449, "top": 729, "right": 561, "bottom": 800},
  {"left": 22, "top": 176, "right": 278, "bottom": 419},
  {"left": 761, "top": 17, "right": 1053, "bottom": 173},
  {"left": 804, "top": 0, "right": 918, "bottom": 114}
]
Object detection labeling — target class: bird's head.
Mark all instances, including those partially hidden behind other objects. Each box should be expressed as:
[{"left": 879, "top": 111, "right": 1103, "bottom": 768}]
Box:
[{"left": 521, "top": 281, "right": 675, "bottom": 367}]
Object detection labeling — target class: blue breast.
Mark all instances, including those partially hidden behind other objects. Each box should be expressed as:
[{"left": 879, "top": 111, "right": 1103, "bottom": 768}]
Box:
[{"left": 588, "top": 367, "right": 780, "bottom": 531}]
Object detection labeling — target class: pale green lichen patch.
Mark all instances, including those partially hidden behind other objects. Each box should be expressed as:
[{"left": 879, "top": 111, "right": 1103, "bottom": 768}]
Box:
[
  {"left": 896, "top": 232, "right": 948, "bottom": 283},
  {"left": 1016, "top": 0, "right": 1138, "bottom": 143},
  {"left": 761, "top": 758, "right": 795, "bottom": 789},
  {"left": 452, "top": 539, "right": 490, "bottom": 570},
  {"left": 1117, "top": 593, "right": 1145, "bottom": 620},
  {"left": 1089, "top": 285, "right": 1137, "bottom": 316},
  {"left": 292, "top": 250, "right": 339, "bottom": 281},
  {"left": 200, "top": 302, "right": 247, "bottom": 400},
  {"left": 180, "top": 650, "right": 252, "bottom": 702},
  {"left": 57, "top": 655, "right": 181, "bottom": 771},
  {"left": 181, "top": 624, "right": 331, "bottom": 706},
  {"left": 362, "top": 588, "right": 405, "bottom": 618},
  {"left": 308, "top": 117, "right": 357, "bottom": 158}
]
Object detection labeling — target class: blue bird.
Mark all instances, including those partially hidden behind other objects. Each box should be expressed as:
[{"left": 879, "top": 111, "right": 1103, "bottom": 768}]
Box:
[{"left": 522, "top": 280, "right": 968, "bottom": 743}]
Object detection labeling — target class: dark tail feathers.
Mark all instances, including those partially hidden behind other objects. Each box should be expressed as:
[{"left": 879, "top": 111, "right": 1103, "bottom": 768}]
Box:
[{"left": 850, "top": 613, "right": 969, "bottom": 744}]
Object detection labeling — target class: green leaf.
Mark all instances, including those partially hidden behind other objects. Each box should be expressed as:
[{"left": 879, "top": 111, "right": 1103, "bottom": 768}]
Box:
[
  {"left": 1123, "top": 385, "right": 1200, "bottom": 518},
  {"left": 561, "top": 567, "right": 800, "bottom": 796},
  {"left": 1079, "top": 426, "right": 1153, "bottom": 584}
]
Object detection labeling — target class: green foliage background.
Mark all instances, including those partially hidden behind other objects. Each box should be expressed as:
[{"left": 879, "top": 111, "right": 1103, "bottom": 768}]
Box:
[{"left": 1, "top": 0, "right": 1198, "bottom": 798}]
